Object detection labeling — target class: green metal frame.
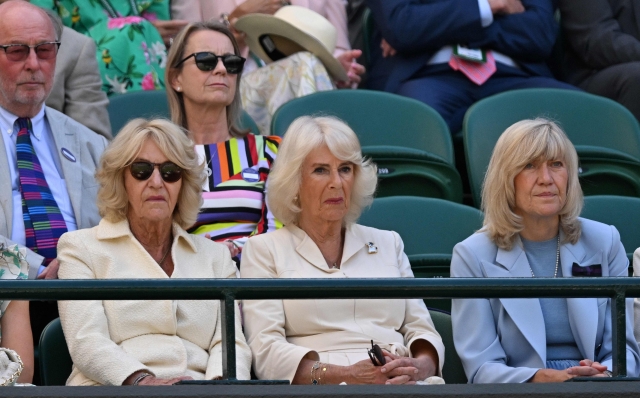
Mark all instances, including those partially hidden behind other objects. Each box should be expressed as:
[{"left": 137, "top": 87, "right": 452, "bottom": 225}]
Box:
[{"left": 5, "top": 278, "right": 637, "bottom": 380}]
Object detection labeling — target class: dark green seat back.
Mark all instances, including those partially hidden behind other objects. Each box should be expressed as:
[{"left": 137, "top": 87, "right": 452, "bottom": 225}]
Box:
[
  {"left": 362, "top": 7, "right": 374, "bottom": 71},
  {"left": 358, "top": 196, "right": 484, "bottom": 272},
  {"left": 238, "top": 110, "right": 261, "bottom": 135},
  {"left": 271, "top": 90, "right": 454, "bottom": 164},
  {"left": 429, "top": 310, "right": 467, "bottom": 384},
  {"left": 108, "top": 90, "right": 170, "bottom": 136},
  {"left": 581, "top": 195, "right": 640, "bottom": 272},
  {"left": 463, "top": 88, "right": 640, "bottom": 206},
  {"left": 359, "top": 197, "right": 484, "bottom": 311},
  {"left": 271, "top": 90, "right": 462, "bottom": 201},
  {"left": 39, "top": 318, "right": 72, "bottom": 386},
  {"left": 108, "top": 90, "right": 260, "bottom": 136}
]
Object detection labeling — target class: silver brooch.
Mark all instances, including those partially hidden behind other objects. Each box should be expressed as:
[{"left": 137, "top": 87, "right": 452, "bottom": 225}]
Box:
[{"left": 366, "top": 242, "right": 378, "bottom": 254}]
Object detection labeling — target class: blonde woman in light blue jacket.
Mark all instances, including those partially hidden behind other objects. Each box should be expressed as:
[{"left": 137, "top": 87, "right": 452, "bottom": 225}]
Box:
[{"left": 451, "top": 118, "right": 640, "bottom": 383}]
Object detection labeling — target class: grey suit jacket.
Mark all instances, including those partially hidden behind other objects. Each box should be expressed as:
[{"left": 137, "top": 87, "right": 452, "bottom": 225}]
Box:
[
  {"left": 46, "top": 27, "right": 112, "bottom": 140},
  {"left": 0, "top": 107, "right": 107, "bottom": 279},
  {"left": 451, "top": 218, "right": 640, "bottom": 383},
  {"left": 559, "top": 0, "right": 640, "bottom": 85}
]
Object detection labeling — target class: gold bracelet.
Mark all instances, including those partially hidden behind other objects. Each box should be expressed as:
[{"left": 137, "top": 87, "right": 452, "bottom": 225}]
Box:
[
  {"left": 311, "top": 362, "right": 328, "bottom": 385},
  {"left": 318, "top": 363, "right": 327, "bottom": 384},
  {"left": 311, "top": 361, "right": 320, "bottom": 385}
]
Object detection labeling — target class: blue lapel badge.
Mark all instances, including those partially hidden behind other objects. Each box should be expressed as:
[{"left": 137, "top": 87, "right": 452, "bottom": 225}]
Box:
[
  {"left": 61, "top": 148, "right": 76, "bottom": 163},
  {"left": 241, "top": 168, "right": 260, "bottom": 182}
]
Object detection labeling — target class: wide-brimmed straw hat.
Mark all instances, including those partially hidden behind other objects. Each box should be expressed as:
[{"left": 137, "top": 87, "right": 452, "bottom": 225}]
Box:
[{"left": 235, "top": 5, "right": 348, "bottom": 81}]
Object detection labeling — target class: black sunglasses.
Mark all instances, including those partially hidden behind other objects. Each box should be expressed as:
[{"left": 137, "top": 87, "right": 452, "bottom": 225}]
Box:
[
  {"left": 129, "top": 161, "right": 183, "bottom": 183},
  {"left": 367, "top": 340, "right": 386, "bottom": 366},
  {"left": 175, "top": 52, "right": 245, "bottom": 74}
]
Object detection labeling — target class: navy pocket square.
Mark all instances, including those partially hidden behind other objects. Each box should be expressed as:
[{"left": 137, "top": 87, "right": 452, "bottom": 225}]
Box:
[{"left": 572, "top": 263, "right": 602, "bottom": 277}]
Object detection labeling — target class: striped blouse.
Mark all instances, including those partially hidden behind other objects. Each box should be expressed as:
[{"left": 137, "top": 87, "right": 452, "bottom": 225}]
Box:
[{"left": 189, "top": 134, "right": 282, "bottom": 251}]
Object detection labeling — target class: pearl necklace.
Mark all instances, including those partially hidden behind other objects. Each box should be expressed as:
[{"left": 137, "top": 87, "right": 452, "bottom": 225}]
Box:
[{"left": 529, "top": 235, "right": 560, "bottom": 278}]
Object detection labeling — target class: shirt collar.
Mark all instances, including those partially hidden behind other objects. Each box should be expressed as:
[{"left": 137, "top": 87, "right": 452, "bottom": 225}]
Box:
[{"left": 0, "top": 105, "right": 46, "bottom": 140}]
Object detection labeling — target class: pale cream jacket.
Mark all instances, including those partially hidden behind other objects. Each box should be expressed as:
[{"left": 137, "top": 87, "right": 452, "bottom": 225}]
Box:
[
  {"left": 57, "top": 219, "right": 252, "bottom": 386},
  {"left": 240, "top": 224, "right": 444, "bottom": 382}
]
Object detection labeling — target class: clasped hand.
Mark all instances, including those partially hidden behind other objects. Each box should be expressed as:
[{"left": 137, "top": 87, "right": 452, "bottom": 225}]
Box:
[
  {"left": 350, "top": 352, "right": 433, "bottom": 385},
  {"left": 531, "top": 359, "right": 609, "bottom": 382}
]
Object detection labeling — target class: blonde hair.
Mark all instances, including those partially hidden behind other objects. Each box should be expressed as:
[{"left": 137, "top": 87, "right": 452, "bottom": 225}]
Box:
[
  {"left": 96, "top": 118, "right": 205, "bottom": 229},
  {"left": 165, "top": 21, "right": 246, "bottom": 137},
  {"left": 267, "top": 116, "right": 378, "bottom": 226},
  {"left": 482, "top": 118, "right": 583, "bottom": 250}
]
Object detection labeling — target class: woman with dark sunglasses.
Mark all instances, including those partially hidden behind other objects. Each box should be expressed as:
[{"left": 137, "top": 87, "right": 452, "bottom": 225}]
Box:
[
  {"left": 56, "top": 119, "right": 252, "bottom": 385},
  {"left": 166, "top": 21, "right": 282, "bottom": 262},
  {"left": 172, "top": 1, "right": 365, "bottom": 134}
]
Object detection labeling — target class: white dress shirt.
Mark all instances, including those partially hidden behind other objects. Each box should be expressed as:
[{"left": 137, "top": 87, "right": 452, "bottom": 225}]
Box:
[{"left": 0, "top": 105, "right": 78, "bottom": 275}]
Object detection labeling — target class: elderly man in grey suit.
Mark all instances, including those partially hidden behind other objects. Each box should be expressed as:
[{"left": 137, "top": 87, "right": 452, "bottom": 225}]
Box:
[
  {"left": 0, "top": 0, "right": 107, "bottom": 340},
  {"left": 0, "top": 0, "right": 112, "bottom": 139}
]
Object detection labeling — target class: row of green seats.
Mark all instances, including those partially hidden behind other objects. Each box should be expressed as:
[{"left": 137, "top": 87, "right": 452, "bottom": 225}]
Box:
[{"left": 108, "top": 88, "right": 640, "bottom": 211}]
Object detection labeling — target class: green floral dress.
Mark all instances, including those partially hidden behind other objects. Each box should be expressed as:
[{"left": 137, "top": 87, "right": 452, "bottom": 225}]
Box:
[
  {"left": 33, "top": 0, "right": 169, "bottom": 96},
  {"left": 0, "top": 240, "right": 29, "bottom": 339}
]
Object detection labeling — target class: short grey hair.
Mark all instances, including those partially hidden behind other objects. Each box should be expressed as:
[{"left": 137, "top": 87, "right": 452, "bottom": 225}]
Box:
[{"left": 267, "top": 116, "right": 378, "bottom": 226}]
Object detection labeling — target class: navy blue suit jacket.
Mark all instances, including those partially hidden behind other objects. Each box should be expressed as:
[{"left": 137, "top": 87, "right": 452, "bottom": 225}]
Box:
[{"left": 365, "top": 0, "right": 559, "bottom": 92}]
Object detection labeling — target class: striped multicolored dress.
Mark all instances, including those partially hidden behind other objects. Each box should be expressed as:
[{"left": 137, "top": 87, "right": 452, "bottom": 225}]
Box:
[{"left": 189, "top": 134, "right": 282, "bottom": 253}]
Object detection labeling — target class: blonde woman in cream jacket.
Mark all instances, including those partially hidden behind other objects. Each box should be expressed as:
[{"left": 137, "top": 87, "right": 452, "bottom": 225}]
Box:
[{"left": 57, "top": 119, "right": 251, "bottom": 386}]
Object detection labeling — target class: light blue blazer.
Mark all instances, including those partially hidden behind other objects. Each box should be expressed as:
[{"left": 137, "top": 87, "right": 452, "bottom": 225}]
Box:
[{"left": 451, "top": 218, "right": 640, "bottom": 383}]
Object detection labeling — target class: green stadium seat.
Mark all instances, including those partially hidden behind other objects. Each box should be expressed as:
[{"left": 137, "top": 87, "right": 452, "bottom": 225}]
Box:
[
  {"left": 581, "top": 195, "right": 640, "bottom": 273},
  {"left": 108, "top": 90, "right": 170, "bottom": 135},
  {"left": 359, "top": 196, "right": 484, "bottom": 274},
  {"left": 238, "top": 109, "right": 261, "bottom": 135},
  {"left": 39, "top": 318, "right": 72, "bottom": 386},
  {"left": 107, "top": 90, "right": 260, "bottom": 136},
  {"left": 362, "top": 7, "right": 374, "bottom": 72},
  {"left": 271, "top": 90, "right": 463, "bottom": 201},
  {"left": 429, "top": 310, "right": 467, "bottom": 384},
  {"left": 463, "top": 88, "right": 640, "bottom": 207},
  {"left": 358, "top": 196, "right": 484, "bottom": 312}
]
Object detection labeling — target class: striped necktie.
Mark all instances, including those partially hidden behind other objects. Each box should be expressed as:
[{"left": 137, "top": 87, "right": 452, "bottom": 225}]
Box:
[
  {"left": 449, "top": 50, "right": 497, "bottom": 86},
  {"left": 15, "top": 118, "right": 67, "bottom": 265}
]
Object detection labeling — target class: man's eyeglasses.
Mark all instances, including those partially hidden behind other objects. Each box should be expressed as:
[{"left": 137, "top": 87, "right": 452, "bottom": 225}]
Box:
[
  {"left": 174, "top": 52, "right": 245, "bottom": 74},
  {"left": 0, "top": 42, "right": 61, "bottom": 62},
  {"left": 129, "top": 161, "right": 183, "bottom": 183},
  {"left": 367, "top": 340, "right": 386, "bottom": 366}
]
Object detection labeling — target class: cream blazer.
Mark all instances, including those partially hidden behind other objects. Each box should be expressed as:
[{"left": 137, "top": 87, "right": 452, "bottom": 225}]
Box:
[
  {"left": 57, "top": 219, "right": 252, "bottom": 386},
  {"left": 240, "top": 224, "right": 444, "bottom": 382}
]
